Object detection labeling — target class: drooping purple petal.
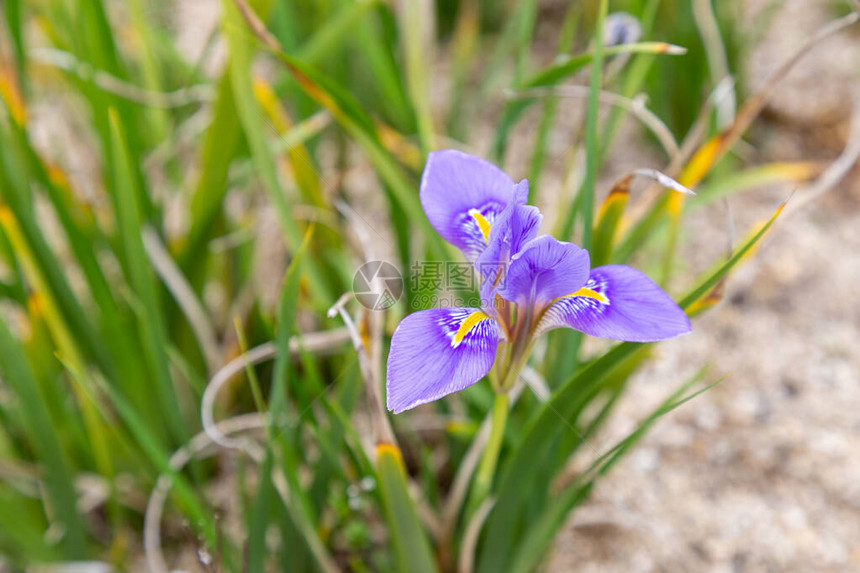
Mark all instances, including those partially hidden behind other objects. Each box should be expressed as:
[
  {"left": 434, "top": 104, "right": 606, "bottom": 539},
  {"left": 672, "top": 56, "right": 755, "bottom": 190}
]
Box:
[
  {"left": 536, "top": 265, "right": 691, "bottom": 342},
  {"left": 386, "top": 307, "right": 501, "bottom": 413},
  {"left": 420, "top": 150, "right": 522, "bottom": 261},
  {"left": 475, "top": 180, "right": 542, "bottom": 280},
  {"left": 497, "top": 235, "right": 590, "bottom": 308}
]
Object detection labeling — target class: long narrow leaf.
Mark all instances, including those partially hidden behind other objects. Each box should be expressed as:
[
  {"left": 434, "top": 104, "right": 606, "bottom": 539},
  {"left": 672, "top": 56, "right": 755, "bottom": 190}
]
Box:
[
  {"left": 109, "top": 109, "right": 187, "bottom": 445},
  {"left": 0, "top": 316, "right": 88, "bottom": 558},
  {"left": 376, "top": 444, "right": 438, "bottom": 573},
  {"left": 508, "top": 370, "right": 720, "bottom": 573},
  {"left": 491, "top": 42, "right": 686, "bottom": 162}
]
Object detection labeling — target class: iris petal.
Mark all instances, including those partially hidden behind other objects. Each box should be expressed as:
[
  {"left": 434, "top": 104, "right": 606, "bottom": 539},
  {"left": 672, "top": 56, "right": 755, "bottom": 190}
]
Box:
[
  {"left": 536, "top": 265, "right": 691, "bottom": 342},
  {"left": 475, "top": 180, "right": 542, "bottom": 280},
  {"left": 497, "top": 235, "right": 590, "bottom": 308},
  {"left": 420, "top": 150, "right": 522, "bottom": 261},
  {"left": 386, "top": 307, "right": 501, "bottom": 413}
]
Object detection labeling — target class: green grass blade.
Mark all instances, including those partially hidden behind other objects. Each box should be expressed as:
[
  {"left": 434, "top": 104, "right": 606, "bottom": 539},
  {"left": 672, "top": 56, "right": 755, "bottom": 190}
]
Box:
[
  {"left": 298, "top": 1, "right": 377, "bottom": 64},
  {"left": 476, "top": 342, "right": 647, "bottom": 573},
  {"left": 0, "top": 488, "right": 60, "bottom": 565},
  {"left": 93, "top": 373, "right": 217, "bottom": 549},
  {"left": 613, "top": 191, "right": 669, "bottom": 263},
  {"left": 180, "top": 69, "right": 243, "bottom": 281},
  {"left": 491, "top": 41, "right": 685, "bottom": 162},
  {"left": 222, "top": 0, "right": 297, "bottom": 249},
  {"left": 126, "top": 0, "right": 170, "bottom": 141},
  {"left": 266, "top": 225, "right": 343, "bottom": 571},
  {"left": 506, "top": 484, "right": 592, "bottom": 573},
  {"left": 270, "top": 224, "right": 313, "bottom": 419},
  {"left": 590, "top": 175, "right": 632, "bottom": 267},
  {"left": 194, "top": 0, "right": 391, "bottom": 267},
  {"left": 364, "top": 7, "right": 416, "bottom": 129},
  {"left": 529, "top": 42, "right": 686, "bottom": 88},
  {"left": 508, "top": 369, "right": 719, "bottom": 573},
  {"left": 481, "top": 0, "right": 538, "bottom": 95},
  {"left": 511, "top": 0, "right": 539, "bottom": 87},
  {"left": 9, "top": 121, "right": 148, "bottom": 396},
  {"left": 445, "top": 0, "right": 480, "bottom": 139},
  {"left": 395, "top": 0, "right": 436, "bottom": 153},
  {"left": 596, "top": 376, "right": 725, "bottom": 478},
  {"left": 0, "top": 317, "right": 88, "bottom": 558},
  {"left": 598, "top": 0, "right": 662, "bottom": 158},
  {"left": 0, "top": 127, "right": 114, "bottom": 375},
  {"left": 679, "top": 201, "right": 785, "bottom": 309},
  {"left": 109, "top": 109, "right": 187, "bottom": 445},
  {"left": 266, "top": 40, "right": 448, "bottom": 261},
  {"left": 253, "top": 78, "right": 327, "bottom": 208},
  {"left": 226, "top": 0, "right": 447, "bottom": 261},
  {"left": 0, "top": 207, "right": 115, "bottom": 482},
  {"left": 3, "top": 0, "right": 26, "bottom": 95},
  {"left": 691, "top": 162, "right": 818, "bottom": 207},
  {"left": 377, "top": 444, "right": 438, "bottom": 573},
  {"left": 578, "top": 0, "right": 609, "bottom": 252},
  {"left": 247, "top": 451, "right": 276, "bottom": 571},
  {"left": 223, "top": 0, "right": 336, "bottom": 304},
  {"left": 528, "top": 5, "right": 579, "bottom": 202}
]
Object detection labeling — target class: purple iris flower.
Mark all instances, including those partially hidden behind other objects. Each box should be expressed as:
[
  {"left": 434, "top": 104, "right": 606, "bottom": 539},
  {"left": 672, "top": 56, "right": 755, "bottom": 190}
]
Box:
[{"left": 386, "top": 150, "right": 691, "bottom": 413}]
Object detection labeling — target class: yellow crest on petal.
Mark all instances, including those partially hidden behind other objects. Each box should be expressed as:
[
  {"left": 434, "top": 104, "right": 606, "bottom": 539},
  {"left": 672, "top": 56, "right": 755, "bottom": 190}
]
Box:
[
  {"left": 567, "top": 287, "right": 609, "bottom": 304},
  {"left": 453, "top": 311, "right": 490, "bottom": 347},
  {"left": 468, "top": 209, "right": 491, "bottom": 244}
]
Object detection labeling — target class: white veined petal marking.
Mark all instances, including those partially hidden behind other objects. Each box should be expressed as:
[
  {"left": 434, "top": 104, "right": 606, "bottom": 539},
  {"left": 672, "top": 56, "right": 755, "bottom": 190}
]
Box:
[
  {"left": 535, "top": 279, "right": 612, "bottom": 336},
  {"left": 453, "top": 201, "right": 503, "bottom": 256},
  {"left": 555, "top": 278, "right": 611, "bottom": 306},
  {"left": 451, "top": 311, "right": 491, "bottom": 348},
  {"left": 436, "top": 309, "right": 494, "bottom": 349}
]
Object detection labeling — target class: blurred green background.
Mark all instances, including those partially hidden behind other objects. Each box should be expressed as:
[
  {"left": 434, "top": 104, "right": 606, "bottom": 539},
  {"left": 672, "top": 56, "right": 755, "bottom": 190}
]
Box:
[{"left": 0, "top": 0, "right": 856, "bottom": 571}]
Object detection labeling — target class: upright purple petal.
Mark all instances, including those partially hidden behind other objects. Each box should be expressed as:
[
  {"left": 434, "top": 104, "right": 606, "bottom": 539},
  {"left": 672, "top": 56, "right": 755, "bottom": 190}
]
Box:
[
  {"left": 497, "top": 235, "right": 590, "bottom": 308},
  {"left": 386, "top": 307, "right": 501, "bottom": 413},
  {"left": 511, "top": 178, "right": 530, "bottom": 204},
  {"left": 475, "top": 181, "right": 542, "bottom": 280},
  {"left": 536, "top": 265, "right": 691, "bottom": 342},
  {"left": 420, "top": 150, "right": 522, "bottom": 261}
]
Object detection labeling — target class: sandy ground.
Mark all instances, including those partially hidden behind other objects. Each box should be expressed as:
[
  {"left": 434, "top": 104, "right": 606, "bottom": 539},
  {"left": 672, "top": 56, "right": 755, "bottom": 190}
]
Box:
[{"left": 548, "top": 1, "right": 860, "bottom": 571}]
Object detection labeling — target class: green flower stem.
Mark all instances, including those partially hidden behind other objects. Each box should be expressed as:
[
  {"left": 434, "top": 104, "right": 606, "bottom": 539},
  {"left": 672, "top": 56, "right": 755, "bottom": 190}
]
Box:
[
  {"left": 468, "top": 391, "right": 509, "bottom": 516},
  {"left": 499, "top": 338, "right": 535, "bottom": 393}
]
